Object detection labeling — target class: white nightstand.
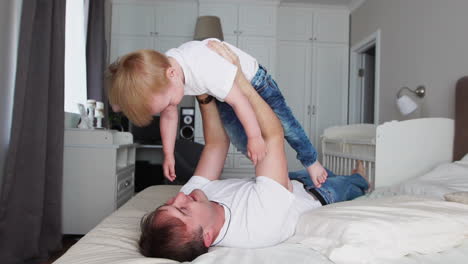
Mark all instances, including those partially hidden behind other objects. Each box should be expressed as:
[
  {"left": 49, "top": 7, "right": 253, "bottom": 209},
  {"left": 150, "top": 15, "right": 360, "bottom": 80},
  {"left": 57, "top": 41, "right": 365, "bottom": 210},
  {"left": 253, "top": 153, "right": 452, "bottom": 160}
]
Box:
[{"left": 62, "top": 129, "right": 137, "bottom": 234}]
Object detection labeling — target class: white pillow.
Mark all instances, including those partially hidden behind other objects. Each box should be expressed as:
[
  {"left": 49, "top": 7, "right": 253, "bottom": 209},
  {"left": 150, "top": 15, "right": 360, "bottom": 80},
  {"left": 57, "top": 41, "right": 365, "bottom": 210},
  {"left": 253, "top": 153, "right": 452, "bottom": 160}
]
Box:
[
  {"left": 445, "top": 191, "right": 468, "bottom": 204},
  {"left": 369, "top": 159, "right": 468, "bottom": 200},
  {"left": 292, "top": 196, "right": 468, "bottom": 264},
  {"left": 461, "top": 153, "right": 468, "bottom": 162}
]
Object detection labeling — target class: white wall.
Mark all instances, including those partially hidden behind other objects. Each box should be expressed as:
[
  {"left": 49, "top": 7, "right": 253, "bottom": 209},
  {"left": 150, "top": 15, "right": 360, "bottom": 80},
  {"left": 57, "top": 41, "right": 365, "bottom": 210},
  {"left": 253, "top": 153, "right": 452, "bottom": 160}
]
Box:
[
  {"left": 0, "top": 0, "right": 22, "bottom": 191},
  {"left": 351, "top": 0, "right": 468, "bottom": 123}
]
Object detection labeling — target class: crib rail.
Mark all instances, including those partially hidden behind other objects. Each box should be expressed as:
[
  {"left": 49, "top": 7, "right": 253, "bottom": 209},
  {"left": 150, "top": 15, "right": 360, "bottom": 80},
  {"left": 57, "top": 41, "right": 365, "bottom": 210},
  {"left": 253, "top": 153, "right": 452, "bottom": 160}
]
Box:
[
  {"left": 322, "top": 151, "right": 375, "bottom": 191},
  {"left": 321, "top": 124, "right": 377, "bottom": 191}
]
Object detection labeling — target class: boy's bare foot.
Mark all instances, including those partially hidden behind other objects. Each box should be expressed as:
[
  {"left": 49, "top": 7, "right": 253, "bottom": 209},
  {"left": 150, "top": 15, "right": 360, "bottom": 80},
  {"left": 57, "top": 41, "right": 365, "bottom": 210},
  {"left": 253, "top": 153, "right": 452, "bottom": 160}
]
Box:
[{"left": 352, "top": 161, "right": 370, "bottom": 190}]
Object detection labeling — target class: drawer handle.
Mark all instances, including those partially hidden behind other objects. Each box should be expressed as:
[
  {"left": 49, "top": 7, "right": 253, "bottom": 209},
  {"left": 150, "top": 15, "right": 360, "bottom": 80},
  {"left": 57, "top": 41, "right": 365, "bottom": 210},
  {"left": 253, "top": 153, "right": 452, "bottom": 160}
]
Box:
[{"left": 119, "top": 180, "right": 132, "bottom": 191}]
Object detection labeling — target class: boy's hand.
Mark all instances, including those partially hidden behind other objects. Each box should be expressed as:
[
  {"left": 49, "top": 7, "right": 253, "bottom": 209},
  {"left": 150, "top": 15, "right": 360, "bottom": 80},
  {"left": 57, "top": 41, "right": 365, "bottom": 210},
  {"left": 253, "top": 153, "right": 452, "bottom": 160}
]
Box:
[
  {"left": 247, "top": 135, "right": 267, "bottom": 165},
  {"left": 163, "top": 154, "right": 176, "bottom": 182},
  {"left": 307, "top": 161, "right": 328, "bottom": 188}
]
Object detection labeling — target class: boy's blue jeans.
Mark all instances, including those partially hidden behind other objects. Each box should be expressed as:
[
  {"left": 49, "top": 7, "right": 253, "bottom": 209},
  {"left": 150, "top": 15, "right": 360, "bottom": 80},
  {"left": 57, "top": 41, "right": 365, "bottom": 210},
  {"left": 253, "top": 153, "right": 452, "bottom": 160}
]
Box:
[
  {"left": 216, "top": 65, "right": 368, "bottom": 204},
  {"left": 216, "top": 65, "right": 318, "bottom": 168},
  {"left": 289, "top": 169, "right": 369, "bottom": 205}
]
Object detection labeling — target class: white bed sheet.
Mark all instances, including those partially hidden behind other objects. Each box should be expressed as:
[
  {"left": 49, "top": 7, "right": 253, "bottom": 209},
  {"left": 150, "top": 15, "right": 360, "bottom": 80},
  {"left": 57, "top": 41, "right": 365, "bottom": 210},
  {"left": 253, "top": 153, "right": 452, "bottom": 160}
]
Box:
[
  {"left": 54, "top": 164, "right": 468, "bottom": 264},
  {"left": 54, "top": 185, "right": 332, "bottom": 264}
]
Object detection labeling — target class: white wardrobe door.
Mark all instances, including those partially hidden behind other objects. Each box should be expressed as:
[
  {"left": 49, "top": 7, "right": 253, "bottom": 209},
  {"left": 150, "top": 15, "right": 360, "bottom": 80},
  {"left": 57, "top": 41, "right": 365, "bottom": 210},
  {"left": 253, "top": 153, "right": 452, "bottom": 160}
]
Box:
[
  {"left": 313, "top": 9, "right": 349, "bottom": 43},
  {"left": 278, "top": 7, "right": 313, "bottom": 41},
  {"left": 313, "top": 43, "right": 348, "bottom": 155},
  {"left": 110, "top": 36, "right": 154, "bottom": 63},
  {"left": 238, "top": 36, "right": 276, "bottom": 77},
  {"left": 199, "top": 3, "right": 239, "bottom": 38},
  {"left": 238, "top": 4, "right": 277, "bottom": 37},
  {"left": 155, "top": 2, "right": 198, "bottom": 37},
  {"left": 277, "top": 41, "right": 313, "bottom": 170},
  {"left": 111, "top": 4, "right": 154, "bottom": 36}
]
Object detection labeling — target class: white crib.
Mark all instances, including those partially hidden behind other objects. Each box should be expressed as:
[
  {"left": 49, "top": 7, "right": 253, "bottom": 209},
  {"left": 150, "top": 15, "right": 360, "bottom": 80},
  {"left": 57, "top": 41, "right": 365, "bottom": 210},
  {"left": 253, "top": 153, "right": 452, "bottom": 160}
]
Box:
[{"left": 321, "top": 124, "right": 377, "bottom": 190}]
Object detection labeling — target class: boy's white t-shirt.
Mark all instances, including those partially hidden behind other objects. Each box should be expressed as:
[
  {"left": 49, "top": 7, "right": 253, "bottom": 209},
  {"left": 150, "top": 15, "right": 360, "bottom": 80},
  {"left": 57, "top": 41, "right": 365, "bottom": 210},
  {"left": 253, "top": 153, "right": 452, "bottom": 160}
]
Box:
[
  {"left": 180, "top": 176, "right": 321, "bottom": 248},
  {"left": 165, "top": 38, "right": 259, "bottom": 102}
]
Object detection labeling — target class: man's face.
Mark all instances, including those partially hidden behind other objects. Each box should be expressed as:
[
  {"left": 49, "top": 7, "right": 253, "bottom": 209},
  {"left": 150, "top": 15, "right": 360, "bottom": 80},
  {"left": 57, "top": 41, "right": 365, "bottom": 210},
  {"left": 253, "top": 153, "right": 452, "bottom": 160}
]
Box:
[{"left": 157, "top": 189, "right": 217, "bottom": 234}]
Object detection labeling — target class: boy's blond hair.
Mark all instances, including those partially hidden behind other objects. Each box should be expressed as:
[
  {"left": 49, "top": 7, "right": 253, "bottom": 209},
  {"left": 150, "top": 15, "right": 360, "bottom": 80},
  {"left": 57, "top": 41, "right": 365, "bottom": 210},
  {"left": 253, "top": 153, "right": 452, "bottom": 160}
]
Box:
[{"left": 107, "top": 49, "right": 171, "bottom": 127}]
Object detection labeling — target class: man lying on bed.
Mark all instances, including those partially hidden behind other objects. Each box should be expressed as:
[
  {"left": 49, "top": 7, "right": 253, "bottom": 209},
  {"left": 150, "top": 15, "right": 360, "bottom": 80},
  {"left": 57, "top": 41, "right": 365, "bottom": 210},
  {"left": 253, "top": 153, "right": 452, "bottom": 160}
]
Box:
[{"left": 138, "top": 42, "right": 369, "bottom": 262}]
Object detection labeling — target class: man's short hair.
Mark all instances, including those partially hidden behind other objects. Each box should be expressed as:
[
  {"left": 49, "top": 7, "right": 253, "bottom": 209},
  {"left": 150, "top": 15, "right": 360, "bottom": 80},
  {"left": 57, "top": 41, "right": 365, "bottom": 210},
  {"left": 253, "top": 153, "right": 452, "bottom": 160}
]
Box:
[{"left": 139, "top": 208, "right": 208, "bottom": 262}]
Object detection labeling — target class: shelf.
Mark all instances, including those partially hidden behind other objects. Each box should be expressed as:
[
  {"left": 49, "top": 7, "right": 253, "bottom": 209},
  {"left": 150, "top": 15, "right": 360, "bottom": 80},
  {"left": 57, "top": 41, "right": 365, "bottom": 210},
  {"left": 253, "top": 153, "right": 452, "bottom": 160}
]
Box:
[{"left": 138, "top": 144, "right": 163, "bottom": 149}]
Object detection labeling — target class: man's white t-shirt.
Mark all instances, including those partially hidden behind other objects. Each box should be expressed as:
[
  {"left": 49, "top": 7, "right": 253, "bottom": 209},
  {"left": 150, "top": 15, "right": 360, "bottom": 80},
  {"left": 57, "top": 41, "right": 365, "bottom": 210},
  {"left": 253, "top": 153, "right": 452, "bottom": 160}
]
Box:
[
  {"left": 180, "top": 176, "right": 321, "bottom": 248},
  {"left": 165, "top": 38, "right": 259, "bottom": 102}
]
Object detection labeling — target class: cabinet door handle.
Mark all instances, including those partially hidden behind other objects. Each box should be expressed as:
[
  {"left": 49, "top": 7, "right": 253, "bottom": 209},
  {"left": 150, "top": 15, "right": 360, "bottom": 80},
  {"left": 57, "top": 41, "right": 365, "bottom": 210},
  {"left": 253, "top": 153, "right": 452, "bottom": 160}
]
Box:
[
  {"left": 119, "top": 180, "right": 131, "bottom": 191},
  {"left": 308, "top": 105, "right": 317, "bottom": 115}
]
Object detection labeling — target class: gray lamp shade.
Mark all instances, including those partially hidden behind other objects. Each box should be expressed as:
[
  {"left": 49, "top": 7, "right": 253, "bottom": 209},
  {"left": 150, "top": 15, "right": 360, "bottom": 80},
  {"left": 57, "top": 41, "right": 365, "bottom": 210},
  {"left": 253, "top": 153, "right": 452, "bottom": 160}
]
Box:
[{"left": 194, "top": 16, "right": 224, "bottom": 41}]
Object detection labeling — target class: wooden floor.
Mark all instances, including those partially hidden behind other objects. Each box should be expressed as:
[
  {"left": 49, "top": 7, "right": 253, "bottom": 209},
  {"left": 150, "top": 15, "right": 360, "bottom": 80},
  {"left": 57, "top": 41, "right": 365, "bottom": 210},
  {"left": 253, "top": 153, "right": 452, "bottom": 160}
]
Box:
[{"left": 41, "top": 235, "right": 82, "bottom": 264}]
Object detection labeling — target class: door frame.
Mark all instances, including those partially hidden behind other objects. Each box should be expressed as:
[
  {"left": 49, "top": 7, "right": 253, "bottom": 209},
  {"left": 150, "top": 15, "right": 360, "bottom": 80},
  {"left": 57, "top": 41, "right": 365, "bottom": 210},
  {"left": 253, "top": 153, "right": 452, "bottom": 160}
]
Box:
[{"left": 349, "top": 29, "right": 381, "bottom": 125}]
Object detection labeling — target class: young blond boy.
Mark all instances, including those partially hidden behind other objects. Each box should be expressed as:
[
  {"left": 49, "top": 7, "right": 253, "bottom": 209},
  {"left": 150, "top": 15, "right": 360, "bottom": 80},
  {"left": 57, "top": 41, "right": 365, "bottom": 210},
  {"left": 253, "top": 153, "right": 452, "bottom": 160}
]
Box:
[{"left": 107, "top": 39, "right": 328, "bottom": 187}]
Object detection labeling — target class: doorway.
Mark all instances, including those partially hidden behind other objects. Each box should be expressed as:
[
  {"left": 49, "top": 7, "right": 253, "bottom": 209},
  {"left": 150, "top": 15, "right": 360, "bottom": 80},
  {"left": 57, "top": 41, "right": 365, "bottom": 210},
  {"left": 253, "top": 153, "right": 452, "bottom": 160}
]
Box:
[{"left": 349, "top": 30, "right": 381, "bottom": 124}]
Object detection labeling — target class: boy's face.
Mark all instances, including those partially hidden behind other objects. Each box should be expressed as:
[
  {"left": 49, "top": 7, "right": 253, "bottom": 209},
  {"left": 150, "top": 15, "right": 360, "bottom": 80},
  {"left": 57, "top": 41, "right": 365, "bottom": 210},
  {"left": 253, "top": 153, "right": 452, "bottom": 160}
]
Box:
[
  {"left": 150, "top": 66, "right": 185, "bottom": 115},
  {"left": 150, "top": 91, "right": 172, "bottom": 115}
]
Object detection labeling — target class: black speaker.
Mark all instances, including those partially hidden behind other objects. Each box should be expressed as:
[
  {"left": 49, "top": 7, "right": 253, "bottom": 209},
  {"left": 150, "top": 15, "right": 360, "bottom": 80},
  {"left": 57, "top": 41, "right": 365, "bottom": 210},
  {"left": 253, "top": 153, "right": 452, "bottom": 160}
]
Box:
[{"left": 179, "top": 107, "right": 195, "bottom": 141}]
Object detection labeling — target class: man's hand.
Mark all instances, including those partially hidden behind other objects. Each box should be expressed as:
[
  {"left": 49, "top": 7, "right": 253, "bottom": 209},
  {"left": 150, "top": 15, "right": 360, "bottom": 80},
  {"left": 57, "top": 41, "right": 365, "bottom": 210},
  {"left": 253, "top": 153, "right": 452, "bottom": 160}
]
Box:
[
  {"left": 307, "top": 161, "right": 328, "bottom": 188},
  {"left": 163, "top": 154, "right": 176, "bottom": 182},
  {"left": 207, "top": 40, "right": 240, "bottom": 67},
  {"left": 247, "top": 135, "right": 267, "bottom": 165}
]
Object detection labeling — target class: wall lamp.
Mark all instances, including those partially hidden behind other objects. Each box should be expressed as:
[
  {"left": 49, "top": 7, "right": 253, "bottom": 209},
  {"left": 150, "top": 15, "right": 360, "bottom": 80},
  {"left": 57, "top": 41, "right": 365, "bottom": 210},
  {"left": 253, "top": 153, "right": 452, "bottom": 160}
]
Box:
[{"left": 396, "top": 85, "right": 426, "bottom": 115}]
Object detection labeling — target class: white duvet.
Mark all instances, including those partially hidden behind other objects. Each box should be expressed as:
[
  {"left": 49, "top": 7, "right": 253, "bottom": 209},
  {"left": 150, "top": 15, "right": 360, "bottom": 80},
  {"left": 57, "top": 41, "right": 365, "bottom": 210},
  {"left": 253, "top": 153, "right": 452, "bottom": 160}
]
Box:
[
  {"left": 370, "top": 155, "right": 468, "bottom": 200},
  {"left": 54, "top": 169, "right": 468, "bottom": 264},
  {"left": 291, "top": 195, "right": 468, "bottom": 264}
]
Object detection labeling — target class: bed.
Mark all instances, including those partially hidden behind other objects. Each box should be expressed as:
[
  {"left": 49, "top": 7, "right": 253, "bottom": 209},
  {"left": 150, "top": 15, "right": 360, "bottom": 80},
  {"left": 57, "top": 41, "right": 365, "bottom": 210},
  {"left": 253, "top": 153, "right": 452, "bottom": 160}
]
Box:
[{"left": 54, "top": 77, "right": 468, "bottom": 264}]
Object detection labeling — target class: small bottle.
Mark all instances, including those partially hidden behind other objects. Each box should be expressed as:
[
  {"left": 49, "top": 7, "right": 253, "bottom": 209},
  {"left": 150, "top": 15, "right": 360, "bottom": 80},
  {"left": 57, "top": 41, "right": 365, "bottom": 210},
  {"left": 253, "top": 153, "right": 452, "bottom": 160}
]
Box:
[
  {"left": 95, "top": 101, "right": 105, "bottom": 129},
  {"left": 86, "top": 99, "right": 97, "bottom": 128}
]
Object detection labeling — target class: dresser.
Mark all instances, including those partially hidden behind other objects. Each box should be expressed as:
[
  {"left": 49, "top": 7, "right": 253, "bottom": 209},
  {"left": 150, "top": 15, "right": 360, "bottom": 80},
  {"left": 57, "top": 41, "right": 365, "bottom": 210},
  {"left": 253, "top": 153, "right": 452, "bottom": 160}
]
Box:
[{"left": 62, "top": 129, "right": 137, "bottom": 234}]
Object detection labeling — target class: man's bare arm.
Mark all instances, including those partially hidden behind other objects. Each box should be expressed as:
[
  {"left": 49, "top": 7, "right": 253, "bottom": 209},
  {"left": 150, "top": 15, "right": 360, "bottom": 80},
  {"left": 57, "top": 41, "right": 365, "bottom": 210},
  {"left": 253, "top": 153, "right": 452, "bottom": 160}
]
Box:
[
  {"left": 207, "top": 41, "right": 291, "bottom": 191},
  {"left": 193, "top": 95, "right": 230, "bottom": 181},
  {"left": 235, "top": 73, "right": 291, "bottom": 191}
]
